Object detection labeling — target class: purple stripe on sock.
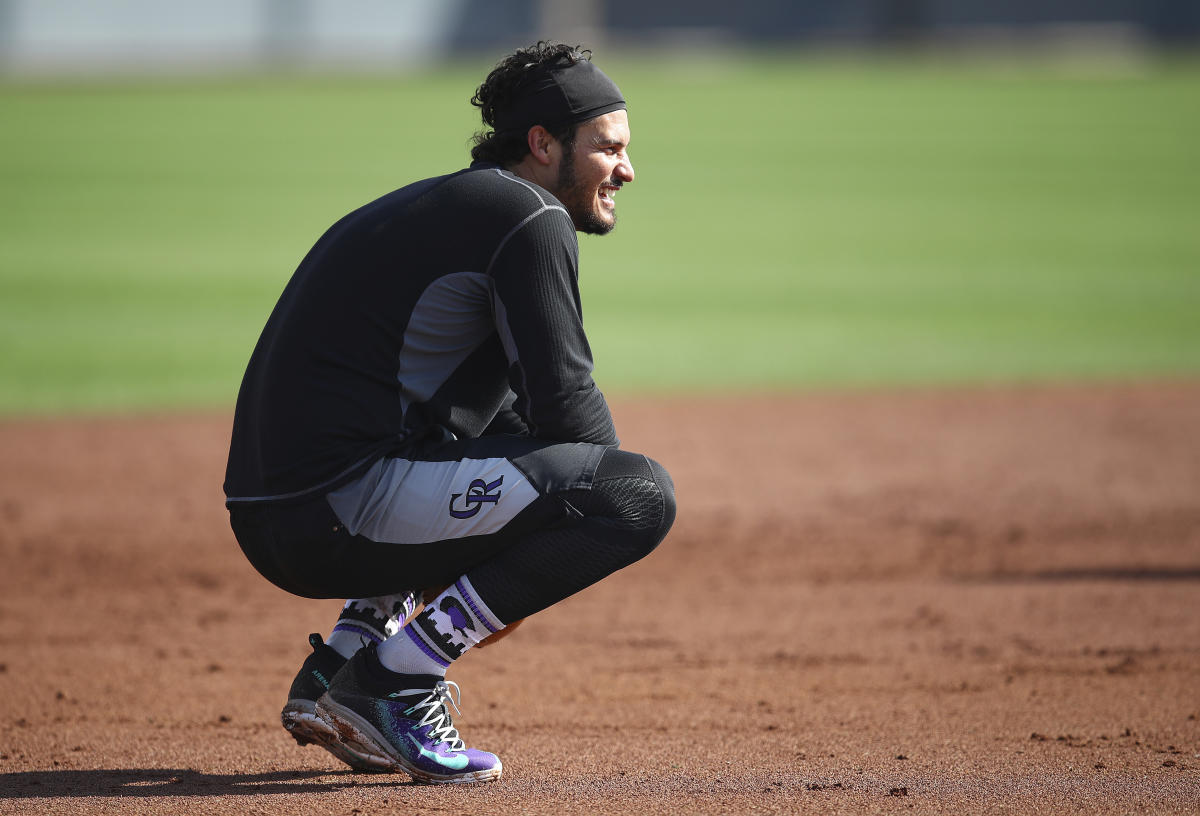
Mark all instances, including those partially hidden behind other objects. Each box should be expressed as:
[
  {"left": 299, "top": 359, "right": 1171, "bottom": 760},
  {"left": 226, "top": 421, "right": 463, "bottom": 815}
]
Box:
[
  {"left": 405, "top": 625, "right": 451, "bottom": 668},
  {"left": 332, "top": 622, "right": 384, "bottom": 644},
  {"left": 456, "top": 578, "right": 499, "bottom": 633}
]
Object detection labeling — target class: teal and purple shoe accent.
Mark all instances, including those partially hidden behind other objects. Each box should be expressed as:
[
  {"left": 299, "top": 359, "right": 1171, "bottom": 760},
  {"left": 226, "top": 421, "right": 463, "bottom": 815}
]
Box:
[{"left": 315, "top": 645, "right": 502, "bottom": 783}]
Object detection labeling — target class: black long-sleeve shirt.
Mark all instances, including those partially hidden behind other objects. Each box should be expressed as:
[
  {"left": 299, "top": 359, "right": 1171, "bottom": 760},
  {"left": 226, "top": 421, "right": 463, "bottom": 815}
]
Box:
[{"left": 224, "top": 163, "right": 617, "bottom": 504}]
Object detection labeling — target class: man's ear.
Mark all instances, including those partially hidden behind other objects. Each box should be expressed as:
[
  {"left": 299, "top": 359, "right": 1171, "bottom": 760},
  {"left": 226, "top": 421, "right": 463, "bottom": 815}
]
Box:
[{"left": 526, "top": 125, "right": 556, "bottom": 167}]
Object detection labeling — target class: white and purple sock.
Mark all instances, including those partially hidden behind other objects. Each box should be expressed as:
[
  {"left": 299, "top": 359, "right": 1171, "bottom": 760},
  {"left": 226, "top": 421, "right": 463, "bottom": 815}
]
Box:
[
  {"left": 377, "top": 576, "right": 505, "bottom": 676},
  {"left": 326, "top": 592, "right": 418, "bottom": 659}
]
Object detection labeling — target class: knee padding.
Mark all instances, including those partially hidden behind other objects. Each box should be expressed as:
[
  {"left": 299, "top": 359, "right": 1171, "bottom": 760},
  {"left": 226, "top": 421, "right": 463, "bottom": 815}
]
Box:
[
  {"left": 595, "top": 446, "right": 654, "bottom": 481},
  {"left": 645, "top": 456, "right": 677, "bottom": 534},
  {"left": 565, "top": 448, "right": 676, "bottom": 558},
  {"left": 464, "top": 450, "right": 676, "bottom": 622}
]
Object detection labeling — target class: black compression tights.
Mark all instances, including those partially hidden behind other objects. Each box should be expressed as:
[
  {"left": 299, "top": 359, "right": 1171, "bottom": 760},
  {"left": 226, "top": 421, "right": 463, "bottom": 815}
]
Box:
[{"left": 465, "top": 447, "right": 676, "bottom": 623}]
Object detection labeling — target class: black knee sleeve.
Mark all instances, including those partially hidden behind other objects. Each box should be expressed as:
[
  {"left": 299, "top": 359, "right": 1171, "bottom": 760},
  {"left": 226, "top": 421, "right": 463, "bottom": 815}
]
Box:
[
  {"left": 565, "top": 448, "right": 676, "bottom": 558},
  {"left": 466, "top": 447, "right": 676, "bottom": 623}
]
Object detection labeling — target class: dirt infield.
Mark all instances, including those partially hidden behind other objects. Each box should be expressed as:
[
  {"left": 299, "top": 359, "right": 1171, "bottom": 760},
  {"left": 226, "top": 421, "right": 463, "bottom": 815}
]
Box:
[{"left": 1, "top": 382, "right": 1198, "bottom": 815}]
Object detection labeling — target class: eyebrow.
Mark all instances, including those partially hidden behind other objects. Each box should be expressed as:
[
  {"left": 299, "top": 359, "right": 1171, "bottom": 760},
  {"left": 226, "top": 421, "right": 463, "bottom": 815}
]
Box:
[{"left": 590, "top": 132, "right": 628, "bottom": 147}]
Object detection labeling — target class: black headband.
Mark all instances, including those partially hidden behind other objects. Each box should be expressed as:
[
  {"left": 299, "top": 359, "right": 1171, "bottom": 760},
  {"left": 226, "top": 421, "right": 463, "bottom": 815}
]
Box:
[{"left": 494, "top": 59, "right": 626, "bottom": 136}]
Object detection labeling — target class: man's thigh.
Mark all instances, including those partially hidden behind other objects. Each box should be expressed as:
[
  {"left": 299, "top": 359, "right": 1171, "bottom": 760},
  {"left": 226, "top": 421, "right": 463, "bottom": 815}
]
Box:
[
  {"left": 244, "top": 436, "right": 609, "bottom": 598},
  {"left": 325, "top": 435, "right": 610, "bottom": 546}
]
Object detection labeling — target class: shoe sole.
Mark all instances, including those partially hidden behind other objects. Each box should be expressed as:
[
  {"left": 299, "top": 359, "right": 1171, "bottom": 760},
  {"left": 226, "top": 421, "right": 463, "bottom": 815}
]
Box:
[
  {"left": 314, "top": 695, "right": 502, "bottom": 784},
  {"left": 282, "top": 699, "right": 381, "bottom": 772}
]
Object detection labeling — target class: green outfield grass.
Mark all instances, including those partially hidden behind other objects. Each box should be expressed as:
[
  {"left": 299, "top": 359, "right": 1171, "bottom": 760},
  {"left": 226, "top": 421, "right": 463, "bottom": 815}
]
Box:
[{"left": 1, "top": 54, "right": 1198, "bottom": 415}]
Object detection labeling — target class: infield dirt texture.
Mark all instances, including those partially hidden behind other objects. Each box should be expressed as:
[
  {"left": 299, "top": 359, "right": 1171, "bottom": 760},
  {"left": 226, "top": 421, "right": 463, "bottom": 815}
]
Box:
[{"left": 2, "top": 382, "right": 1198, "bottom": 814}]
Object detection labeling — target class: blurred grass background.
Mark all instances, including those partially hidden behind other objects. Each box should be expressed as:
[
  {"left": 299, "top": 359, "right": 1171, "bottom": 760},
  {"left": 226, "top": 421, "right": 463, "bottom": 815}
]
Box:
[{"left": 1, "top": 54, "right": 1198, "bottom": 416}]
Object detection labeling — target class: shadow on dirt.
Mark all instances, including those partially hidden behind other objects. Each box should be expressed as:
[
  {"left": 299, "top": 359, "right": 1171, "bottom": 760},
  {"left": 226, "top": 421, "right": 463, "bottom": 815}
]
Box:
[
  {"left": 0, "top": 768, "right": 414, "bottom": 798},
  {"left": 967, "top": 567, "right": 1200, "bottom": 583}
]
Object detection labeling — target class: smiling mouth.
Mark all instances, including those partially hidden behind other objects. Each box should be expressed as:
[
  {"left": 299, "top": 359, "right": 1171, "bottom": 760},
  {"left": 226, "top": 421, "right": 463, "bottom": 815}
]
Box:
[{"left": 598, "top": 183, "right": 621, "bottom": 207}]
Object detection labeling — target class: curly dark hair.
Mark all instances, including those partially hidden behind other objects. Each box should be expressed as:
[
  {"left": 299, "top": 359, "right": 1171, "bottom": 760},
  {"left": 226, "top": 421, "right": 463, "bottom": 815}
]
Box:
[{"left": 469, "top": 41, "right": 589, "bottom": 166}]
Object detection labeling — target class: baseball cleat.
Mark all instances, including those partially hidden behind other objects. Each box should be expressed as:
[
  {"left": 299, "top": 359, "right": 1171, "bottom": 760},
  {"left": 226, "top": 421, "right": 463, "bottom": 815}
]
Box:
[
  {"left": 280, "top": 633, "right": 376, "bottom": 771},
  {"left": 314, "top": 645, "right": 502, "bottom": 783}
]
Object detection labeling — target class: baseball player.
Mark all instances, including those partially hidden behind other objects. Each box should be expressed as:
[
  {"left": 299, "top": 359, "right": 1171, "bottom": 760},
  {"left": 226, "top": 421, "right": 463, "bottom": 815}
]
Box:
[{"left": 223, "top": 42, "right": 676, "bottom": 784}]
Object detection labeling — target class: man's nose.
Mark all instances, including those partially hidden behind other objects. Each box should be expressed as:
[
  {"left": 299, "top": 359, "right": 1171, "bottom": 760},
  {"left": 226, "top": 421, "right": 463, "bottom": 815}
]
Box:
[{"left": 616, "top": 154, "right": 634, "bottom": 183}]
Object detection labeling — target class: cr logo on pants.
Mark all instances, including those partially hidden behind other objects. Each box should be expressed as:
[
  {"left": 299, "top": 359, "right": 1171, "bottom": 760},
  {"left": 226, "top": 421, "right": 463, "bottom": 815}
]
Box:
[{"left": 448, "top": 475, "right": 504, "bottom": 519}]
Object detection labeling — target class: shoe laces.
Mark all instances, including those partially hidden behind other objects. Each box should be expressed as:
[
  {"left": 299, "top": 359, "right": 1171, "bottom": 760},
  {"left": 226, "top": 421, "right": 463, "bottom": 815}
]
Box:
[{"left": 406, "top": 680, "right": 465, "bottom": 752}]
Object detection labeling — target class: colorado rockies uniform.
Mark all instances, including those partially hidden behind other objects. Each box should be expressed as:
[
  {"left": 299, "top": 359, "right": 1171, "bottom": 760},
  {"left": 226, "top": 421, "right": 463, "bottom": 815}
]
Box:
[{"left": 224, "top": 162, "right": 674, "bottom": 624}]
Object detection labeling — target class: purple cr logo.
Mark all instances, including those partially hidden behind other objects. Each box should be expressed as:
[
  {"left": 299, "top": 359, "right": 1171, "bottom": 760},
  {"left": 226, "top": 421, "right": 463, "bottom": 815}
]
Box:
[{"left": 448, "top": 475, "right": 504, "bottom": 519}]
